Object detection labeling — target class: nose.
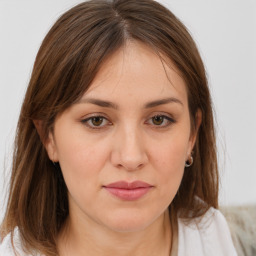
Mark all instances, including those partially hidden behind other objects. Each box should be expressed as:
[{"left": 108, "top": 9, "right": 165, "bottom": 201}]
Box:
[{"left": 110, "top": 125, "right": 149, "bottom": 171}]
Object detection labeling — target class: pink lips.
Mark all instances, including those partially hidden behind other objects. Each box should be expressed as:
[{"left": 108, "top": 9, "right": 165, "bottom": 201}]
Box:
[{"left": 103, "top": 181, "right": 153, "bottom": 201}]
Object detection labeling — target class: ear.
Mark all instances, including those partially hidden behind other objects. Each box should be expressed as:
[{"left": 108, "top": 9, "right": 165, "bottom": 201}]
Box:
[
  {"left": 187, "top": 109, "right": 202, "bottom": 156},
  {"left": 33, "top": 120, "right": 59, "bottom": 162}
]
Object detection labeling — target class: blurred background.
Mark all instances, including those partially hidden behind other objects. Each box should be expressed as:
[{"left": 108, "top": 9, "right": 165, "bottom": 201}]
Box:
[{"left": 1, "top": 0, "right": 255, "bottom": 223}]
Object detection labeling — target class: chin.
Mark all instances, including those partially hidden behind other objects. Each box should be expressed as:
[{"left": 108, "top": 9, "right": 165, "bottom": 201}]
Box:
[
  {"left": 101, "top": 210, "right": 162, "bottom": 233},
  {"left": 106, "top": 220, "right": 150, "bottom": 233}
]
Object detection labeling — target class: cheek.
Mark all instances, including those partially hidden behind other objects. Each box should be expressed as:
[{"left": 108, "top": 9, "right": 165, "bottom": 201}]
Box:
[
  {"left": 54, "top": 130, "right": 110, "bottom": 193},
  {"left": 149, "top": 133, "right": 189, "bottom": 197},
  {"left": 151, "top": 130, "right": 189, "bottom": 169}
]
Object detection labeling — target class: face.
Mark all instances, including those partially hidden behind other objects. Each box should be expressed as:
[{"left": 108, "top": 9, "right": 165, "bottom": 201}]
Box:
[{"left": 46, "top": 41, "right": 199, "bottom": 233}]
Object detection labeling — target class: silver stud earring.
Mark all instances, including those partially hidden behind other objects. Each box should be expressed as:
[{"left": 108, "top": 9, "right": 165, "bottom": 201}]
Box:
[{"left": 185, "top": 156, "right": 193, "bottom": 167}]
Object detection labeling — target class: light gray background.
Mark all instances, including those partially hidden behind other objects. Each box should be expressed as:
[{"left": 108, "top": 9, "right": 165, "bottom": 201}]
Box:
[{"left": 1, "top": 0, "right": 256, "bottom": 222}]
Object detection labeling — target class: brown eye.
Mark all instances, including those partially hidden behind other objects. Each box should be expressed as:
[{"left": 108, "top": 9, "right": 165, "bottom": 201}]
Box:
[
  {"left": 147, "top": 115, "right": 176, "bottom": 128},
  {"left": 152, "top": 116, "right": 164, "bottom": 125},
  {"left": 82, "top": 115, "right": 110, "bottom": 129},
  {"left": 91, "top": 116, "right": 104, "bottom": 126}
]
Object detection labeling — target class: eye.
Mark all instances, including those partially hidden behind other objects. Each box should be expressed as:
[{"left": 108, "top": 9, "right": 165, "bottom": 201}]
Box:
[
  {"left": 81, "top": 115, "right": 110, "bottom": 129},
  {"left": 147, "top": 115, "right": 175, "bottom": 127}
]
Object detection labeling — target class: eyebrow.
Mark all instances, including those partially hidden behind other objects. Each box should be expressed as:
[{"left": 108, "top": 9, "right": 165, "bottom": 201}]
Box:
[
  {"left": 77, "top": 98, "right": 118, "bottom": 109},
  {"left": 144, "top": 97, "right": 183, "bottom": 108},
  {"left": 77, "top": 97, "right": 183, "bottom": 109}
]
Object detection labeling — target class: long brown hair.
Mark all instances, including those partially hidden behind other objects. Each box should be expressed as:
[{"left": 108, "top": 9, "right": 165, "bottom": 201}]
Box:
[{"left": 1, "top": 0, "right": 218, "bottom": 255}]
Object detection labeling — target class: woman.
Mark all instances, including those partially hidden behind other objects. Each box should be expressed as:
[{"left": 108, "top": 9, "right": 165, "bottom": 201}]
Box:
[{"left": 0, "top": 0, "right": 237, "bottom": 255}]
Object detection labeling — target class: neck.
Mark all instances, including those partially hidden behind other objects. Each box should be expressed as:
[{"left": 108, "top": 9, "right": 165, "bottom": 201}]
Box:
[{"left": 58, "top": 209, "right": 172, "bottom": 256}]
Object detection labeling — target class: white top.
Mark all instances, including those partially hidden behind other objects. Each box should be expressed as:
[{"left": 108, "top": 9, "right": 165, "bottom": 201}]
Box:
[
  {"left": 0, "top": 208, "right": 237, "bottom": 256},
  {"left": 177, "top": 208, "right": 237, "bottom": 256}
]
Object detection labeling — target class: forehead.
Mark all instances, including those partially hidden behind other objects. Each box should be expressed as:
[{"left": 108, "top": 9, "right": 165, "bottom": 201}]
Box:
[{"left": 82, "top": 41, "right": 188, "bottom": 108}]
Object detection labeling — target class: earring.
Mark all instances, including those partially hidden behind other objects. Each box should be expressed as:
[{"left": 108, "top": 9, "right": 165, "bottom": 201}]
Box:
[
  {"left": 185, "top": 156, "right": 193, "bottom": 167},
  {"left": 52, "top": 161, "right": 60, "bottom": 169}
]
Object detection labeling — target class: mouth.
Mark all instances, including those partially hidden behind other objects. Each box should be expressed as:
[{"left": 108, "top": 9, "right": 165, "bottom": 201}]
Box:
[{"left": 103, "top": 181, "right": 153, "bottom": 201}]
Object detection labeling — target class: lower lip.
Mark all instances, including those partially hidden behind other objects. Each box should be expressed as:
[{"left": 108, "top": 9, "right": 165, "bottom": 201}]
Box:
[{"left": 104, "top": 187, "right": 152, "bottom": 201}]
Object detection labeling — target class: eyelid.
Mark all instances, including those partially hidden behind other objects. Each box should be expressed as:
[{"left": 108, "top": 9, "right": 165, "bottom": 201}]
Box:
[
  {"left": 81, "top": 114, "right": 112, "bottom": 130},
  {"left": 80, "top": 112, "right": 176, "bottom": 130},
  {"left": 145, "top": 113, "right": 176, "bottom": 128}
]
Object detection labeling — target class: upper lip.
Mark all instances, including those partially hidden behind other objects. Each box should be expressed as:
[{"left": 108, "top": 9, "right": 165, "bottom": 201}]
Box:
[{"left": 104, "top": 180, "right": 153, "bottom": 189}]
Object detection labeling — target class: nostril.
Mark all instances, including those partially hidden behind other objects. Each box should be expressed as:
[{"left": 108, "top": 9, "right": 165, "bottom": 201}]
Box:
[{"left": 110, "top": 131, "right": 149, "bottom": 171}]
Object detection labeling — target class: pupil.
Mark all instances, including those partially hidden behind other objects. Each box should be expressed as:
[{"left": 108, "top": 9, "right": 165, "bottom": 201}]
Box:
[
  {"left": 153, "top": 116, "right": 163, "bottom": 125},
  {"left": 92, "top": 117, "right": 103, "bottom": 126}
]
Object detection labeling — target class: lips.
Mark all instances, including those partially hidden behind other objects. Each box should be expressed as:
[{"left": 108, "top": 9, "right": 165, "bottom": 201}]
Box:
[{"left": 103, "top": 181, "right": 153, "bottom": 201}]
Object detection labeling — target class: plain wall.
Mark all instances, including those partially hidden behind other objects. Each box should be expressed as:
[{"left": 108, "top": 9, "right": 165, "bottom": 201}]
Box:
[{"left": 1, "top": 0, "right": 256, "bottom": 222}]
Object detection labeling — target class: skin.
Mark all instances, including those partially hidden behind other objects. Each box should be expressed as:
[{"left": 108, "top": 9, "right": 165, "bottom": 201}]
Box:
[{"left": 44, "top": 41, "right": 201, "bottom": 256}]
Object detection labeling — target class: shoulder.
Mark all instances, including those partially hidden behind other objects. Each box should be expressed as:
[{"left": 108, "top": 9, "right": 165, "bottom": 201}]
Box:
[
  {"left": 0, "top": 231, "right": 18, "bottom": 256},
  {"left": 0, "top": 229, "right": 34, "bottom": 256},
  {"left": 177, "top": 207, "right": 237, "bottom": 256}
]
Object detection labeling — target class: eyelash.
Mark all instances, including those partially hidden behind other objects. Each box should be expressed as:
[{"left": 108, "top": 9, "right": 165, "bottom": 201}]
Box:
[
  {"left": 81, "top": 115, "right": 111, "bottom": 130},
  {"left": 81, "top": 114, "right": 176, "bottom": 130},
  {"left": 146, "top": 115, "right": 176, "bottom": 127}
]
